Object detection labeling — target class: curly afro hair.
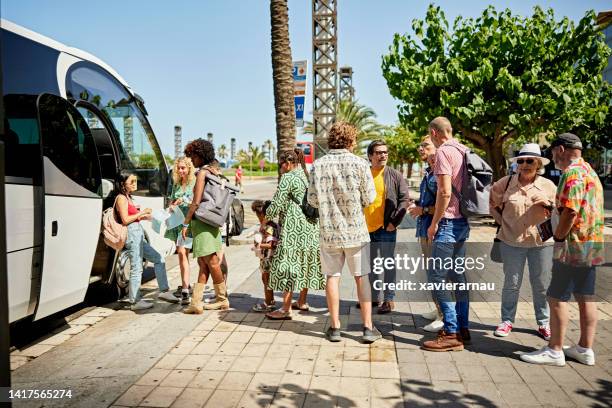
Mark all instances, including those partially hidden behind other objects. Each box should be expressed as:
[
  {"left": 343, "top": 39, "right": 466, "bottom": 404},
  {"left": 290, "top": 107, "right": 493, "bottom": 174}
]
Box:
[
  {"left": 328, "top": 121, "right": 357, "bottom": 149},
  {"left": 184, "top": 138, "right": 215, "bottom": 166}
]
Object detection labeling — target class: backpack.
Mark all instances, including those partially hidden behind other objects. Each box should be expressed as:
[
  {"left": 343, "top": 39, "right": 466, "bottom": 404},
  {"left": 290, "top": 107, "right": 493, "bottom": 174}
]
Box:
[
  {"left": 195, "top": 171, "right": 240, "bottom": 228},
  {"left": 226, "top": 197, "right": 244, "bottom": 237},
  {"left": 450, "top": 145, "right": 493, "bottom": 218},
  {"left": 290, "top": 178, "right": 319, "bottom": 223},
  {"left": 102, "top": 196, "right": 128, "bottom": 251}
]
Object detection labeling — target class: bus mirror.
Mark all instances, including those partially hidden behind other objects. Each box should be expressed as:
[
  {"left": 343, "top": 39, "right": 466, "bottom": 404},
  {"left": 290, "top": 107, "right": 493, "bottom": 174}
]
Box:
[{"left": 101, "top": 178, "right": 114, "bottom": 198}]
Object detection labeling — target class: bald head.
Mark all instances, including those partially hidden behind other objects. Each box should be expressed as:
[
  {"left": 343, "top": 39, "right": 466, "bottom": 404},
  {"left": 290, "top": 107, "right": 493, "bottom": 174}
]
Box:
[{"left": 428, "top": 116, "right": 453, "bottom": 147}]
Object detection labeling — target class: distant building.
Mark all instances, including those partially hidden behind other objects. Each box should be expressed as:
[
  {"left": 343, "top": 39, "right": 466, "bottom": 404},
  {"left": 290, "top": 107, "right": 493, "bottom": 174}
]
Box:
[{"left": 596, "top": 11, "right": 612, "bottom": 185}]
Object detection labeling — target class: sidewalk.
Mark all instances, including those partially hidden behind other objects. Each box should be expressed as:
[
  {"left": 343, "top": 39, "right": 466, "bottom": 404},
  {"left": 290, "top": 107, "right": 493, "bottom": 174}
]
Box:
[{"left": 10, "top": 225, "right": 612, "bottom": 407}]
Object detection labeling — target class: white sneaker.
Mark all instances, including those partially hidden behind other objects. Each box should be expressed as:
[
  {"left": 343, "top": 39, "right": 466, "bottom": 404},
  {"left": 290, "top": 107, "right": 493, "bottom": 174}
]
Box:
[
  {"left": 420, "top": 309, "right": 439, "bottom": 320},
  {"left": 563, "top": 345, "right": 595, "bottom": 366},
  {"left": 520, "top": 347, "right": 565, "bottom": 366},
  {"left": 158, "top": 291, "right": 180, "bottom": 303},
  {"left": 131, "top": 300, "right": 154, "bottom": 311},
  {"left": 423, "top": 318, "right": 444, "bottom": 332}
]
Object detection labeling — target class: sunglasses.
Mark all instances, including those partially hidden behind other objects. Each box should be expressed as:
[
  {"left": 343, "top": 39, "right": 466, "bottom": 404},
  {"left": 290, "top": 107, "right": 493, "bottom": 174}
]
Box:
[{"left": 516, "top": 158, "right": 535, "bottom": 165}]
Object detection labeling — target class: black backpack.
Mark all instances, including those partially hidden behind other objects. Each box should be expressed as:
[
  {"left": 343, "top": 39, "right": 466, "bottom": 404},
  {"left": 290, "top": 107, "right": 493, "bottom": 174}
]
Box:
[{"left": 226, "top": 197, "right": 244, "bottom": 237}]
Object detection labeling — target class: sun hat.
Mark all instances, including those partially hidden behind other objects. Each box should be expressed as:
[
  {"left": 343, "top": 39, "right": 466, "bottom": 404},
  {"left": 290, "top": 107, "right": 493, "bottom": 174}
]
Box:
[{"left": 510, "top": 143, "right": 550, "bottom": 166}]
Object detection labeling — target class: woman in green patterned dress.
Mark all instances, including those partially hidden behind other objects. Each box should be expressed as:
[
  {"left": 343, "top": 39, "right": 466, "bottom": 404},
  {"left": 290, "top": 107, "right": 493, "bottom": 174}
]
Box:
[
  {"left": 265, "top": 149, "right": 325, "bottom": 320},
  {"left": 181, "top": 139, "right": 228, "bottom": 314},
  {"left": 165, "top": 157, "right": 196, "bottom": 305}
]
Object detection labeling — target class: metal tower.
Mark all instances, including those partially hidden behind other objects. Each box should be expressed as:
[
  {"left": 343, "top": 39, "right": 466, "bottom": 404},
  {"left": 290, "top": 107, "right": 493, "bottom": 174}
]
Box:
[
  {"left": 339, "top": 66, "right": 354, "bottom": 101},
  {"left": 230, "top": 138, "right": 236, "bottom": 160},
  {"left": 207, "top": 132, "right": 213, "bottom": 144},
  {"left": 124, "top": 117, "right": 134, "bottom": 154},
  {"left": 312, "top": 0, "right": 337, "bottom": 159},
  {"left": 174, "top": 126, "right": 182, "bottom": 159}
]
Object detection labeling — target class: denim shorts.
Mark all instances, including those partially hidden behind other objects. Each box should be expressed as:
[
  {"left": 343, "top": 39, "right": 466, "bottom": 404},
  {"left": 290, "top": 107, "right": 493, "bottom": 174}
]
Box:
[{"left": 546, "top": 260, "right": 596, "bottom": 301}]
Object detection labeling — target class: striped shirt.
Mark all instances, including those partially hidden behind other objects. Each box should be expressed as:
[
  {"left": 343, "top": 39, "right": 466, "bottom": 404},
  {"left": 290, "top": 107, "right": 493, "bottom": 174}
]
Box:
[{"left": 433, "top": 139, "right": 468, "bottom": 219}]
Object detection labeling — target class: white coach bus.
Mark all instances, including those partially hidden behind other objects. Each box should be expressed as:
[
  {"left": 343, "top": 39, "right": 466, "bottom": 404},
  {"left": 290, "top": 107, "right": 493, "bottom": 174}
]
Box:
[{"left": 1, "top": 20, "right": 173, "bottom": 323}]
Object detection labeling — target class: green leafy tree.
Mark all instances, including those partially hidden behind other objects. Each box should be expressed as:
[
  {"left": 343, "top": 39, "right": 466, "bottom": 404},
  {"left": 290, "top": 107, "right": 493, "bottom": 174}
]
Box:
[
  {"left": 382, "top": 4, "right": 611, "bottom": 178},
  {"left": 217, "top": 144, "right": 228, "bottom": 160},
  {"left": 384, "top": 125, "right": 422, "bottom": 178}
]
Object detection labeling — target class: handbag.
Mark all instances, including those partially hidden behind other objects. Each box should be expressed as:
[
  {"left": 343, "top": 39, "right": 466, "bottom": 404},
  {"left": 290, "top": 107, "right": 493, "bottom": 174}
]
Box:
[
  {"left": 490, "top": 175, "right": 513, "bottom": 263},
  {"left": 290, "top": 178, "right": 319, "bottom": 222},
  {"left": 102, "top": 195, "right": 128, "bottom": 251}
]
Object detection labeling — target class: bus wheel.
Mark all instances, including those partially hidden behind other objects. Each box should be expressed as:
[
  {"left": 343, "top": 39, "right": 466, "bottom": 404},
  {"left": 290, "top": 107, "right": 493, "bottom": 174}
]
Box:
[{"left": 113, "top": 250, "right": 131, "bottom": 299}]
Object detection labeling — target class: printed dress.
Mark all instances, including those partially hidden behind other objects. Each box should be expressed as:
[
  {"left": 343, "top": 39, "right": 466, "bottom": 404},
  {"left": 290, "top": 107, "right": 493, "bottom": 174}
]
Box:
[
  {"left": 266, "top": 168, "right": 325, "bottom": 292},
  {"left": 165, "top": 180, "right": 195, "bottom": 243}
]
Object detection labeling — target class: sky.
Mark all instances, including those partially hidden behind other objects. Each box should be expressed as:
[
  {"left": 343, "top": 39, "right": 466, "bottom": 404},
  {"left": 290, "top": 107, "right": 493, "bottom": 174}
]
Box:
[{"left": 2, "top": 0, "right": 609, "bottom": 157}]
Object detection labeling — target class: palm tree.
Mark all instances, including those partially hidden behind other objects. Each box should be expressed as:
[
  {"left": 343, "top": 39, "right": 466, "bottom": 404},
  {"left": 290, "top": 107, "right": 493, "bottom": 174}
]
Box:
[
  {"left": 270, "top": 0, "right": 296, "bottom": 168},
  {"left": 303, "top": 100, "right": 384, "bottom": 152},
  {"left": 217, "top": 144, "right": 228, "bottom": 160}
]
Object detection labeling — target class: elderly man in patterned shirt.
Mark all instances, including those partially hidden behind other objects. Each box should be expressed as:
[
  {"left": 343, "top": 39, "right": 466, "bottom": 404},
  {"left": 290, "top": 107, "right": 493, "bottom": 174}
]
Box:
[{"left": 308, "top": 121, "right": 380, "bottom": 344}]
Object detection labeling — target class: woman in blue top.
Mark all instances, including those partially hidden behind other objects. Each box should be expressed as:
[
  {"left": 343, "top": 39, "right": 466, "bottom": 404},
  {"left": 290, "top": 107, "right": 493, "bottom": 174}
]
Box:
[
  {"left": 409, "top": 136, "right": 443, "bottom": 332},
  {"left": 166, "top": 157, "right": 196, "bottom": 305}
]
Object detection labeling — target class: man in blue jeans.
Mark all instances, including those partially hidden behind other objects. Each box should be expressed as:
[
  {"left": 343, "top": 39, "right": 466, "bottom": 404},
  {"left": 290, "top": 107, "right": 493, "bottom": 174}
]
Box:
[
  {"left": 363, "top": 140, "right": 410, "bottom": 314},
  {"left": 422, "top": 117, "right": 471, "bottom": 352}
]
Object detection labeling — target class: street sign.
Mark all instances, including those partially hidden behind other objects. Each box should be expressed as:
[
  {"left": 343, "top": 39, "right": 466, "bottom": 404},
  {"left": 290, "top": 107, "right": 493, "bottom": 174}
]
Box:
[{"left": 293, "top": 60, "right": 307, "bottom": 127}]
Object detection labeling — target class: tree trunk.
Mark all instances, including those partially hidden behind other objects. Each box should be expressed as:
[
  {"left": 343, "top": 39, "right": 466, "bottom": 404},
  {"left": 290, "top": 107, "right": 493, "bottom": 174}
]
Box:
[
  {"left": 406, "top": 161, "right": 414, "bottom": 179},
  {"left": 270, "top": 0, "right": 296, "bottom": 176},
  {"left": 484, "top": 140, "right": 507, "bottom": 181}
]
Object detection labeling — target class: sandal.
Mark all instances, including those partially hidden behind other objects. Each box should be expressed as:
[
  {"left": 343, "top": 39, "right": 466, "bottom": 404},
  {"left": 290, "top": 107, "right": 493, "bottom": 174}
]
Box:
[
  {"left": 252, "top": 302, "right": 276, "bottom": 313},
  {"left": 291, "top": 301, "right": 309, "bottom": 311},
  {"left": 265, "top": 309, "right": 292, "bottom": 320}
]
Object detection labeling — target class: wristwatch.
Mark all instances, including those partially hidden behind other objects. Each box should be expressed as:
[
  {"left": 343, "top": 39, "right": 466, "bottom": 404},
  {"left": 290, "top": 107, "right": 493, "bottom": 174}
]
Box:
[
  {"left": 553, "top": 235, "right": 565, "bottom": 242},
  {"left": 423, "top": 206, "right": 430, "bottom": 215}
]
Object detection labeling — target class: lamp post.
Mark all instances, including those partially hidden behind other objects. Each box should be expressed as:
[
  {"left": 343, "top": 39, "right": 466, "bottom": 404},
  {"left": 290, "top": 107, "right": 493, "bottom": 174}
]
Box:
[{"left": 247, "top": 150, "right": 253, "bottom": 181}]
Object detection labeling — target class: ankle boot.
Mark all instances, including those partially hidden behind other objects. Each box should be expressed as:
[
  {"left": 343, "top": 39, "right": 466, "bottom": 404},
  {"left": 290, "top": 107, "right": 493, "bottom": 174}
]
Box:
[
  {"left": 203, "top": 282, "right": 229, "bottom": 310},
  {"left": 183, "top": 282, "right": 205, "bottom": 314}
]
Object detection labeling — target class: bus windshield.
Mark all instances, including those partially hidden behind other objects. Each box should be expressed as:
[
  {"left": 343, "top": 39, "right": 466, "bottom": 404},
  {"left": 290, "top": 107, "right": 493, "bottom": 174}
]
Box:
[{"left": 66, "top": 62, "right": 167, "bottom": 196}]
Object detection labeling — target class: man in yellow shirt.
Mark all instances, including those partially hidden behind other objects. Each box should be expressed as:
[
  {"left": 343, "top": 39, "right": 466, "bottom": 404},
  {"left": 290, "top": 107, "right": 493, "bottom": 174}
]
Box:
[{"left": 364, "top": 140, "right": 410, "bottom": 313}]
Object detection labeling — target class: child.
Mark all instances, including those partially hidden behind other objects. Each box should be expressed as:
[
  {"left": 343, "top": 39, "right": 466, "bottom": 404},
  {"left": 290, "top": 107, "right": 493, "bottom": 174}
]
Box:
[{"left": 251, "top": 200, "right": 280, "bottom": 312}]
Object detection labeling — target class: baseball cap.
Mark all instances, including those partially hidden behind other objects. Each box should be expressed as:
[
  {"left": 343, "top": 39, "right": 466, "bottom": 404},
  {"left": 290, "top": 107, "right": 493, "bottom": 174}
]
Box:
[{"left": 550, "top": 133, "right": 583, "bottom": 150}]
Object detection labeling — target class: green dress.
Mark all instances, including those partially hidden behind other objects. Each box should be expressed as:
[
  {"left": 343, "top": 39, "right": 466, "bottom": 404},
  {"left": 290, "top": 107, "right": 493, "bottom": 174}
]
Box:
[
  {"left": 266, "top": 168, "right": 324, "bottom": 292},
  {"left": 189, "top": 169, "right": 221, "bottom": 258},
  {"left": 165, "top": 180, "right": 195, "bottom": 243}
]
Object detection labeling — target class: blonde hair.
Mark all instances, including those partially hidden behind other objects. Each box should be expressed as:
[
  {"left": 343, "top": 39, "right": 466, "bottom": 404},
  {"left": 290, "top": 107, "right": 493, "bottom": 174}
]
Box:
[{"left": 172, "top": 156, "right": 196, "bottom": 185}]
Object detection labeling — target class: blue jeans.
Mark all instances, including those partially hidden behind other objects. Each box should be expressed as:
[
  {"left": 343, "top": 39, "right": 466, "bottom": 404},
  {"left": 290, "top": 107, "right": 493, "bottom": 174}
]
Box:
[
  {"left": 369, "top": 228, "right": 397, "bottom": 302},
  {"left": 500, "top": 242, "right": 552, "bottom": 326},
  {"left": 428, "top": 218, "right": 470, "bottom": 334},
  {"left": 125, "top": 222, "right": 170, "bottom": 304}
]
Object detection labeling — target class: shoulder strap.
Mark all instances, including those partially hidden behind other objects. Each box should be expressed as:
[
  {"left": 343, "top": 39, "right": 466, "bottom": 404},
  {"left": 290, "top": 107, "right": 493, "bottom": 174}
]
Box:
[
  {"left": 446, "top": 143, "right": 468, "bottom": 201},
  {"left": 499, "top": 175, "right": 513, "bottom": 213}
]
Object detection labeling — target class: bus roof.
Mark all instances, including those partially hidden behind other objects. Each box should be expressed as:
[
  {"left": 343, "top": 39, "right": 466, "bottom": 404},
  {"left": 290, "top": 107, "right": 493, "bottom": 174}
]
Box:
[{"left": 1, "top": 19, "right": 134, "bottom": 96}]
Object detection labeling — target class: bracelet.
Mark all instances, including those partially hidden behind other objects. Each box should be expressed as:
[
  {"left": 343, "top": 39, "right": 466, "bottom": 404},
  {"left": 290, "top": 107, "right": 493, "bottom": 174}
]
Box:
[
  {"left": 182, "top": 223, "right": 190, "bottom": 228},
  {"left": 553, "top": 235, "right": 565, "bottom": 242}
]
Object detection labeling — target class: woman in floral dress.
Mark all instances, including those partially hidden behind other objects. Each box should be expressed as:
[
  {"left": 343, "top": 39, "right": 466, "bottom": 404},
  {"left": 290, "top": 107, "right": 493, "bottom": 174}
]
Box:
[{"left": 265, "top": 149, "right": 325, "bottom": 320}]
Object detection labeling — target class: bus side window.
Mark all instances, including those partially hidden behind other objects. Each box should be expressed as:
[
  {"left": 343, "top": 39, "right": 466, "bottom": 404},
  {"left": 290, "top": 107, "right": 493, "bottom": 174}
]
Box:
[
  {"left": 2, "top": 94, "right": 42, "bottom": 182},
  {"left": 37, "top": 94, "right": 101, "bottom": 196}
]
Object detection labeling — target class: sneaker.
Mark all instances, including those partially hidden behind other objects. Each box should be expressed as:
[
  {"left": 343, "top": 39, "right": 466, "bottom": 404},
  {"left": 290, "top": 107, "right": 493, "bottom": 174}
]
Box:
[
  {"left": 180, "top": 291, "right": 191, "bottom": 305},
  {"left": 420, "top": 309, "right": 439, "bottom": 320},
  {"left": 494, "top": 321, "right": 513, "bottom": 337},
  {"left": 423, "top": 318, "right": 444, "bottom": 332},
  {"left": 362, "top": 327, "right": 382, "bottom": 344},
  {"left": 158, "top": 291, "right": 180, "bottom": 303},
  {"left": 537, "top": 326, "right": 551, "bottom": 341},
  {"left": 131, "top": 300, "right": 154, "bottom": 311},
  {"left": 325, "top": 327, "right": 342, "bottom": 342},
  {"left": 520, "top": 347, "right": 565, "bottom": 366},
  {"left": 173, "top": 286, "right": 183, "bottom": 298},
  {"left": 563, "top": 345, "right": 595, "bottom": 366},
  {"left": 422, "top": 330, "right": 464, "bottom": 352},
  {"left": 460, "top": 328, "right": 471, "bottom": 345}
]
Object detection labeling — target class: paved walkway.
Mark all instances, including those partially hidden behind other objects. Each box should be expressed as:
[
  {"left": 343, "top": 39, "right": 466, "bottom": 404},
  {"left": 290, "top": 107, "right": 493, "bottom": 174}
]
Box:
[{"left": 10, "top": 206, "right": 612, "bottom": 407}]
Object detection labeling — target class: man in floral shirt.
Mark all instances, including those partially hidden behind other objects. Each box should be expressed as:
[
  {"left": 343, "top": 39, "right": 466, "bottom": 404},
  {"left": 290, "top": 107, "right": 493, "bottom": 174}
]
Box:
[{"left": 521, "top": 133, "right": 604, "bottom": 367}]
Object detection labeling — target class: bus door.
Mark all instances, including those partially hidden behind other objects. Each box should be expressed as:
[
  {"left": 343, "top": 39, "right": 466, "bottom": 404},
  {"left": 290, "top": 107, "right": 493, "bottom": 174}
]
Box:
[{"left": 34, "top": 94, "right": 102, "bottom": 321}]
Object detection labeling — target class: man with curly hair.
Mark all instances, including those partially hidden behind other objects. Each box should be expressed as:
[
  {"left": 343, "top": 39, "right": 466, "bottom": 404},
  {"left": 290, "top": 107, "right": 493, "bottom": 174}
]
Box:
[{"left": 307, "top": 121, "right": 381, "bottom": 343}]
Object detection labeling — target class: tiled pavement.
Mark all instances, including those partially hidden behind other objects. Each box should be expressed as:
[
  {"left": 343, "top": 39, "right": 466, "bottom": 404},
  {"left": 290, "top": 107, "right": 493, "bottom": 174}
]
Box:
[{"left": 110, "top": 243, "right": 612, "bottom": 408}]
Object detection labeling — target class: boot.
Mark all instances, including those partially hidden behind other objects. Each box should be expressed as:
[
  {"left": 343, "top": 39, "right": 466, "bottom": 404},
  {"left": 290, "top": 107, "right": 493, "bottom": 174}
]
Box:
[
  {"left": 183, "top": 282, "right": 205, "bottom": 314},
  {"left": 203, "top": 282, "right": 230, "bottom": 310}
]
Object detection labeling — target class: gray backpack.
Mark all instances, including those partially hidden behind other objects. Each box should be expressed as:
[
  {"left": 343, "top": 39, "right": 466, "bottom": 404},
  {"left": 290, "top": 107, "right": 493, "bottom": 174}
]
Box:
[
  {"left": 195, "top": 172, "right": 240, "bottom": 228},
  {"left": 450, "top": 146, "right": 493, "bottom": 218}
]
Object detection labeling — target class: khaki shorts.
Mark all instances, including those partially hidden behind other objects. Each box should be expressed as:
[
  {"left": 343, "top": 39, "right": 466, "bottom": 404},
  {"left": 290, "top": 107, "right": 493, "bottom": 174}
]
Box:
[{"left": 320, "top": 244, "right": 369, "bottom": 277}]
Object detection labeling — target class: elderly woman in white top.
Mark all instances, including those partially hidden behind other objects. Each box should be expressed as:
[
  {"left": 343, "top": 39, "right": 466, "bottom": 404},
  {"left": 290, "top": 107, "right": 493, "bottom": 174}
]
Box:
[{"left": 489, "top": 143, "right": 557, "bottom": 340}]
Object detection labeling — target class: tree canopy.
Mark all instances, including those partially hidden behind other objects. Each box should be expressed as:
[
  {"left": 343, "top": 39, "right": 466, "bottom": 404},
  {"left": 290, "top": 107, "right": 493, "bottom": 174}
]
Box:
[{"left": 382, "top": 4, "right": 611, "bottom": 178}]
